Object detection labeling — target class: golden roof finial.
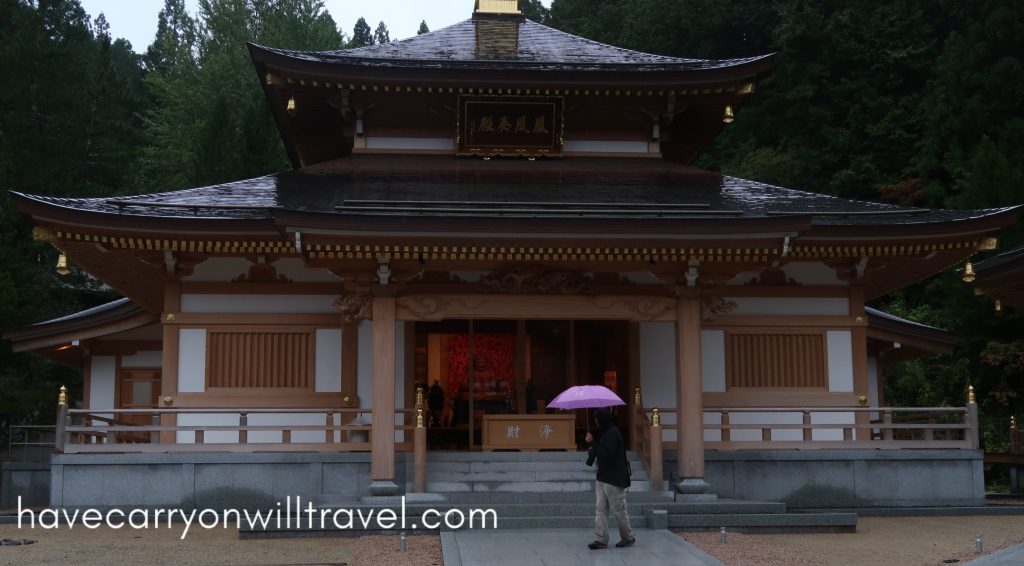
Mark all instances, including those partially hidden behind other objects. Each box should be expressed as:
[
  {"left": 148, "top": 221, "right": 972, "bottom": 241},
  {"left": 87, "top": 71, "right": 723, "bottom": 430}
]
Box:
[
  {"left": 652, "top": 407, "right": 661, "bottom": 427},
  {"left": 58, "top": 385, "right": 68, "bottom": 406},
  {"left": 475, "top": 0, "right": 520, "bottom": 14}
]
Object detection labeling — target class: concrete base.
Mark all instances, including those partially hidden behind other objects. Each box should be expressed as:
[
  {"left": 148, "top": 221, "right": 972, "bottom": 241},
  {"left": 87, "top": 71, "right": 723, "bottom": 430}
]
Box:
[
  {"left": 662, "top": 449, "right": 986, "bottom": 508},
  {"left": 49, "top": 452, "right": 401, "bottom": 511},
  {"left": 675, "top": 478, "right": 712, "bottom": 495},
  {"left": 367, "top": 480, "right": 400, "bottom": 496},
  {"left": 1, "top": 462, "right": 50, "bottom": 509}
]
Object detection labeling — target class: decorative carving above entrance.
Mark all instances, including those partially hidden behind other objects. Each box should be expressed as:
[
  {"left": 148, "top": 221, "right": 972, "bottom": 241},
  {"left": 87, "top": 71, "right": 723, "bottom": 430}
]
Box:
[
  {"left": 333, "top": 292, "right": 373, "bottom": 324},
  {"left": 395, "top": 296, "right": 486, "bottom": 319},
  {"left": 480, "top": 266, "right": 592, "bottom": 295},
  {"left": 233, "top": 256, "right": 292, "bottom": 283},
  {"left": 744, "top": 267, "right": 800, "bottom": 287},
  {"left": 700, "top": 295, "right": 738, "bottom": 321},
  {"left": 590, "top": 297, "right": 675, "bottom": 321}
]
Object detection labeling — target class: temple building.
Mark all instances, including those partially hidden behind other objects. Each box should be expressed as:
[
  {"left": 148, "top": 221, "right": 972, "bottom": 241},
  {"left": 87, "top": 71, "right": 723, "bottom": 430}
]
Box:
[{"left": 4, "top": 0, "right": 1020, "bottom": 515}]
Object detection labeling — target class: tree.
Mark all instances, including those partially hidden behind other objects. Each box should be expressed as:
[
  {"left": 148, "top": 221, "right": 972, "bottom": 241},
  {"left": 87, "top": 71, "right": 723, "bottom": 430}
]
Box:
[
  {"left": 135, "top": 0, "right": 342, "bottom": 192},
  {"left": 350, "top": 17, "right": 372, "bottom": 47},
  {"left": 520, "top": 0, "right": 548, "bottom": 23},
  {"left": 417, "top": 20, "right": 429, "bottom": 35},
  {"left": 373, "top": 21, "right": 390, "bottom": 44},
  {"left": 0, "top": 0, "right": 142, "bottom": 449}
]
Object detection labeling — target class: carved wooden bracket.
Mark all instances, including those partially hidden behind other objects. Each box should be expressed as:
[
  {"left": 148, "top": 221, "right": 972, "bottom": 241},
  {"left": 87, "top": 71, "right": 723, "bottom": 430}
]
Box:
[
  {"left": 480, "top": 266, "right": 593, "bottom": 295},
  {"left": 333, "top": 292, "right": 373, "bottom": 324},
  {"left": 700, "top": 295, "right": 737, "bottom": 321}
]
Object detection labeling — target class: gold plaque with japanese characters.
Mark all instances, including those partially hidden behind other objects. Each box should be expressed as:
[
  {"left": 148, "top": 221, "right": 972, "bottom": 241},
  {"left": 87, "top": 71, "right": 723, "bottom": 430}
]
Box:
[{"left": 457, "top": 96, "right": 564, "bottom": 157}]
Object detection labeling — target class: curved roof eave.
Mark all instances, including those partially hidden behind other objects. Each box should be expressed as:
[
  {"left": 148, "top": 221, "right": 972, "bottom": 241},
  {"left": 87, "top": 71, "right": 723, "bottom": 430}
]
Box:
[
  {"left": 9, "top": 190, "right": 283, "bottom": 235},
  {"left": 3, "top": 297, "right": 157, "bottom": 353}
]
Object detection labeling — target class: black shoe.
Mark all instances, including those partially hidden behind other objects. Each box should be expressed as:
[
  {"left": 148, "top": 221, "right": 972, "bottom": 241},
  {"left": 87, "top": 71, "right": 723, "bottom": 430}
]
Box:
[
  {"left": 615, "top": 538, "right": 636, "bottom": 548},
  {"left": 588, "top": 541, "right": 608, "bottom": 549}
]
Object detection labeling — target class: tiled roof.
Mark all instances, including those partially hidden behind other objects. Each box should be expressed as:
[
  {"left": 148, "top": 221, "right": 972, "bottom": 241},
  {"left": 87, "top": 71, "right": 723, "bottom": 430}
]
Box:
[
  {"left": 974, "top": 245, "right": 1024, "bottom": 274},
  {"left": 254, "top": 19, "right": 772, "bottom": 72},
  {"left": 13, "top": 155, "right": 1014, "bottom": 227}
]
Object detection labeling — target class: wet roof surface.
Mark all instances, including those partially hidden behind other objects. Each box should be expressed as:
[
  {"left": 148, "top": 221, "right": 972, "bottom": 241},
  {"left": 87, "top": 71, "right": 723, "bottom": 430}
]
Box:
[
  {"left": 254, "top": 19, "right": 771, "bottom": 72},
  {"left": 15, "top": 155, "right": 1011, "bottom": 227}
]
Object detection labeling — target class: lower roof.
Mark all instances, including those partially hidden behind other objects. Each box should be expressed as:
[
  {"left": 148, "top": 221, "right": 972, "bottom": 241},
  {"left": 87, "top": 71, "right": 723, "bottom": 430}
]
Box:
[{"left": 12, "top": 155, "right": 1017, "bottom": 231}]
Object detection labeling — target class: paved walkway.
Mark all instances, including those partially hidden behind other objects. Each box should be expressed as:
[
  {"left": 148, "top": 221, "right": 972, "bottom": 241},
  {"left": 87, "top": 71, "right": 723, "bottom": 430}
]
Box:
[
  {"left": 440, "top": 528, "right": 723, "bottom": 566},
  {"left": 968, "top": 542, "right": 1024, "bottom": 565}
]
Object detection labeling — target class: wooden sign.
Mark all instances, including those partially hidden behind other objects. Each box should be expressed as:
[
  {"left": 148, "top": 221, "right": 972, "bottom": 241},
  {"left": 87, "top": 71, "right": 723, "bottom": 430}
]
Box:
[
  {"left": 457, "top": 96, "right": 564, "bottom": 157},
  {"left": 481, "top": 413, "right": 576, "bottom": 451}
]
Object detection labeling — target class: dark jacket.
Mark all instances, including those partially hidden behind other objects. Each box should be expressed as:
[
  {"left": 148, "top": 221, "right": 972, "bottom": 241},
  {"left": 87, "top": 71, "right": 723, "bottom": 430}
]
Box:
[{"left": 588, "top": 408, "right": 629, "bottom": 488}]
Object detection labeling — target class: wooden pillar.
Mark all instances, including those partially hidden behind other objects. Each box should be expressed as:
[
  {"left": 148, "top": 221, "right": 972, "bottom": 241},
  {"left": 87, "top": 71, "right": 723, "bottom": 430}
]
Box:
[
  {"left": 516, "top": 320, "right": 527, "bottom": 414},
  {"left": 369, "top": 296, "right": 399, "bottom": 495},
  {"left": 675, "top": 294, "right": 708, "bottom": 494},
  {"left": 159, "top": 282, "right": 180, "bottom": 445},
  {"left": 850, "top": 285, "right": 871, "bottom": 441}
]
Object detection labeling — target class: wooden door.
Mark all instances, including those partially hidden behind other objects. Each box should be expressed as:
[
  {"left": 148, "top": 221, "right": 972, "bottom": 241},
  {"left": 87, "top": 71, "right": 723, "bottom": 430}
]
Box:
[{"left": 118, "top": 368, "right": 160, "bottom": 442}]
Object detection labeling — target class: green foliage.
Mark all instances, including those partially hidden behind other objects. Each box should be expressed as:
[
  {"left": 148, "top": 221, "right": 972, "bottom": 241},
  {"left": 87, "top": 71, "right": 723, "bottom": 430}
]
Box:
[
  {"left": 373, "top": 21, "right": 390, "bottom": 45},
  {"left": 0, "top": 0, "right": 133, "bottom": 448},
  {"left": 417, "top": 20, "right": 429, "bottom": 35},
  {"left": 544, "top": 0, "right": 1024, "bottom": 431},
  {"left": 133, "top": 0, "right": 343, "bottom": 192},
  {"left": 350, "top": 16, "right": 372, "bottom": 48}
]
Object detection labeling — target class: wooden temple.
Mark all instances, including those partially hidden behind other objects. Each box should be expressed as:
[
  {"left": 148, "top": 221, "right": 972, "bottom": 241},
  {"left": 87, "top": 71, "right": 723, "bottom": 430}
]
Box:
[{"left": 5, "top": 0, "right": 1021, "bottom": 503}]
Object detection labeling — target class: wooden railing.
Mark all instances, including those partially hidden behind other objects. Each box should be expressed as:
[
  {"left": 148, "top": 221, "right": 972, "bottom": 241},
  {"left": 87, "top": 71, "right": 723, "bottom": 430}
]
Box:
[
  {"left": 57, "top": 407, "right": 404, "bottom": 453},
  {"left": 628, "top": 387, "right": 980, "bottom": 488},
  {"left": 54, "top": 385, "right": 430, "bottom": 493},
  {"left": 631, "top": 400, "right": 664, "bottom": 490},
  {"left": 1012, "top": 416, "right": 1021, "bottom": 454},
  {"left": 702, "top": 406, "right": 977, "bottom": 449}
]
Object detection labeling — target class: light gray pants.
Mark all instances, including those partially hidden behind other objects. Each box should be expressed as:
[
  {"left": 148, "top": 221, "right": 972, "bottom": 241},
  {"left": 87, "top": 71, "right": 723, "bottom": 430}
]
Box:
[{"left": 594, "top": 480, "right": 634, "bottom": 544}]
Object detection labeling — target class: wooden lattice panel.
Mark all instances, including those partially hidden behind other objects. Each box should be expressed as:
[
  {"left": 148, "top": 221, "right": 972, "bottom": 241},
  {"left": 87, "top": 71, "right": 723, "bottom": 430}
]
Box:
[
  {"left": 727, "top": 332, "right": 826, "bottom": 388},
  {"left": 207, "top": 330, "right": 312, "bottom": 388}
]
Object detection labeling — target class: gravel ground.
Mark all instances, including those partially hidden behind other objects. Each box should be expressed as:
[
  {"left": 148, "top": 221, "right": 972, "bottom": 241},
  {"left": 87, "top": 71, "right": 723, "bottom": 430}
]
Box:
[
  {"left": 0, "top": 524, "right": 441, "bottom": 566},
  {"left": 681, "top": 516, "right": 1024, "bottom": 566},
  {"left": 0, "top": 516, "right": 1020, "bottom": 565}
]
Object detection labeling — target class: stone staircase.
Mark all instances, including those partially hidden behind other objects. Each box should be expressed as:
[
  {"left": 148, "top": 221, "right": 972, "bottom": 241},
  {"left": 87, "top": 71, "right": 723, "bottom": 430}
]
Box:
[{"left": 238, "top": 451, "right": 857, "bottom": 538}]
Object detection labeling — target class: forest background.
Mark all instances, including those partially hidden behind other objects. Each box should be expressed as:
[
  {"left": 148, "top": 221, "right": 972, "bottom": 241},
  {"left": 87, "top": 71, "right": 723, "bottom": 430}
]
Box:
[{"left": 1, "top": 0, "right": 1022, "bottom": 461}]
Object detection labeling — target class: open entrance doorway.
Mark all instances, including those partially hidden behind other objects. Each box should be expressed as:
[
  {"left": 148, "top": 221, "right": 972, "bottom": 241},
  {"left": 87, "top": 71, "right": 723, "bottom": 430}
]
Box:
[{"left": 412, "top": 319, "right": 632, "bottom": 449}]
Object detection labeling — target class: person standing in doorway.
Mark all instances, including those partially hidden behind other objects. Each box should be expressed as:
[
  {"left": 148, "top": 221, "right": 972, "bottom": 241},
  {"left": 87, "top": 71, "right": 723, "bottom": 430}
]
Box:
[{"left": 584, "top": 407, "right": 635, "bottom": 549}]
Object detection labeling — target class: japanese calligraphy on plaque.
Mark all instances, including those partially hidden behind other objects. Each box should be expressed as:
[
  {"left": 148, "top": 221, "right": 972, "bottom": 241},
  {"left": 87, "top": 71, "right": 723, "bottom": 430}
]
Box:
[{"left": 458, "top": 96, "right": 564, "bottom": 157}]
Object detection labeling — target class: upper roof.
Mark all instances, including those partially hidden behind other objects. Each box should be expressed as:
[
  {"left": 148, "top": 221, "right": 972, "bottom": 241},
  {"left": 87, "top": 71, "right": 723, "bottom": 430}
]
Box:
[{"left": 250, "top": 18, "right": 773, "bottom": 74}]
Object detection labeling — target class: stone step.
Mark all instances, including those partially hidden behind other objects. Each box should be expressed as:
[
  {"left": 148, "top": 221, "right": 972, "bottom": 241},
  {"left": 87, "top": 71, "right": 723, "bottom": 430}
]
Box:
[
  {"left": 406, "top": 479, "right": 666, "bottom": 493},
  {"left": 355, "top": 491, "right": 677, "bottom": 505},
  {"left": 420, "top": 469, "right": 650, "bottom": 482},
  {"left": 311, "top": 501, "right": 786, "bottom": 518},
  {"left": 239, "top": 515, "right": 649, "bottom": 538},
  {"left": 668, "top": 512, "right": 858, "bottom": 532}
]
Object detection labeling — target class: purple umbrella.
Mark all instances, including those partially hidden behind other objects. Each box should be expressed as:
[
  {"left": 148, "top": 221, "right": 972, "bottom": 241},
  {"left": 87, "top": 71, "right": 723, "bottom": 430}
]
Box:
[{"left": 547, "top": 385, "right": 625, "bottom": 432}]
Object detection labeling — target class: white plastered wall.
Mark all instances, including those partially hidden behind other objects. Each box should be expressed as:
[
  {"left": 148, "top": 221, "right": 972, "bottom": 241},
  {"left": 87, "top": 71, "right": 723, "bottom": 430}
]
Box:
[
  {"left": 639, "top": 322, "right": 677, "bottom": 442},
  {"left": 88, "top": 356, "right": 117, "bottom": 420},
  {"left": 120, "top": 350, "right": 162, "bottom": 368},
  {"left": 180, "top": 294, "right": 338, "bottom": 313}
]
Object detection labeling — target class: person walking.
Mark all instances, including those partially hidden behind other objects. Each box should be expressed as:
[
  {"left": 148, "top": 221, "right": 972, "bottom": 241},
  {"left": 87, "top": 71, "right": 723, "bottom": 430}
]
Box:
[{"left": 584, "top": 407, "right": 635, "bottom": 549}]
